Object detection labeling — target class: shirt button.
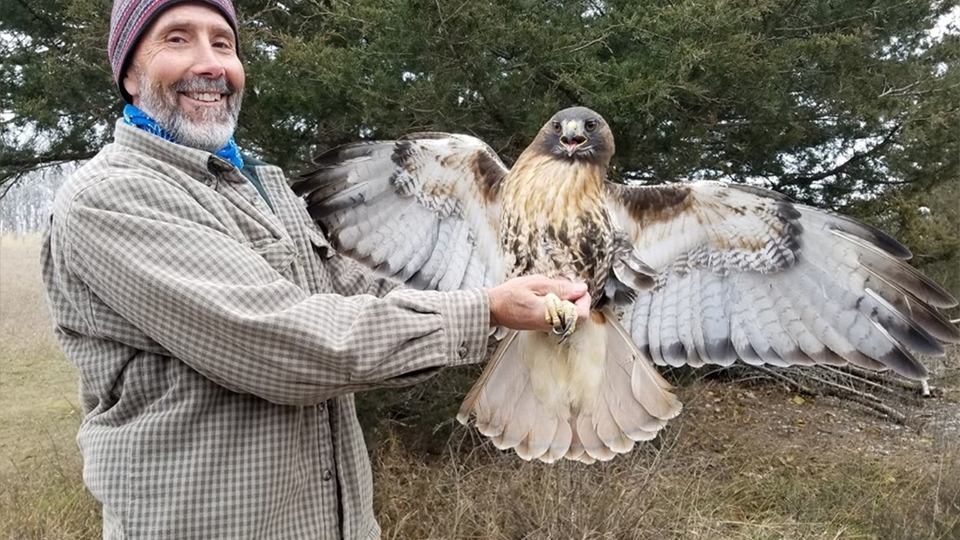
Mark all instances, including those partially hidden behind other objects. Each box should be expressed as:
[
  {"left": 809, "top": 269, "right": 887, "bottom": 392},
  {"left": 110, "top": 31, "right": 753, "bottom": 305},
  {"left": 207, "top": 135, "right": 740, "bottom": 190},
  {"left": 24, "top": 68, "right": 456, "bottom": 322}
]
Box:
[
  {"left": 322, "top": 469, "right": 333, "bottom": 481},
  {"left": 318, "top": 401, "right": 325, "bottom": 412},
  {"left": 458, "top": 345, "right": 469, "bottom": 359}
]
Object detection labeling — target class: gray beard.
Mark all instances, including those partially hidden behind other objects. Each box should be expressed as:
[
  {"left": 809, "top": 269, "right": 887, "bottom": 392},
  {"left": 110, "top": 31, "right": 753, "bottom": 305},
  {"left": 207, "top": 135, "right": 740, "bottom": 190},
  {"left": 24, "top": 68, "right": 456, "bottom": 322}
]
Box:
[{"left": 134, "top": 67, "right": 243, "bottom": 152}]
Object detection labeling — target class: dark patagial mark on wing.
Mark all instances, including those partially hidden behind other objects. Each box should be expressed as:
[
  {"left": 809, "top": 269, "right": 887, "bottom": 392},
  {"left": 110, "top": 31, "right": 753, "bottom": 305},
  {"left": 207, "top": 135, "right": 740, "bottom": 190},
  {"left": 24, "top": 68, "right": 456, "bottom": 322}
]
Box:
[
  {"left": 471, "top": 149, "right": 507, "bottom": 202},
  {"left": 615, "top": 180, "right": 958, "bottom": 380},
  {"left": 394, "top": 132, "right": 507, "bottom": 205},
  {"left": 606, "top": 182, "right": 693, "bottom": 225}
]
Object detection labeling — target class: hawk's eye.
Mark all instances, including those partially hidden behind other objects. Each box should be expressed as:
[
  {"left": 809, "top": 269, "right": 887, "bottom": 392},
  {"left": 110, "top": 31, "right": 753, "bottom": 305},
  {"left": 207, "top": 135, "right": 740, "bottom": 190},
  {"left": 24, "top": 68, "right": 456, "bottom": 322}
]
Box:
[
  {"left": 585, "top": 120, "right": 598, "bottom": 132},
  {"left": 552, "top": 121, "right": 562, "bottom": 134}
]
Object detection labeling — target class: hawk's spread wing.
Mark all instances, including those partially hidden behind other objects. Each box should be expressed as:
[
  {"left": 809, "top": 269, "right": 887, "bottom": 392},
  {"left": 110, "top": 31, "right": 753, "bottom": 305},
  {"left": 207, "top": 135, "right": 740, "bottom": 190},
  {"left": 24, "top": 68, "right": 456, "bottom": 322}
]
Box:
[
  {"left": 606, "top": 180, "right": 959, "bottom": 379},
  {"left": 294, "top": 133, "right": 510, "bottom": 290}
]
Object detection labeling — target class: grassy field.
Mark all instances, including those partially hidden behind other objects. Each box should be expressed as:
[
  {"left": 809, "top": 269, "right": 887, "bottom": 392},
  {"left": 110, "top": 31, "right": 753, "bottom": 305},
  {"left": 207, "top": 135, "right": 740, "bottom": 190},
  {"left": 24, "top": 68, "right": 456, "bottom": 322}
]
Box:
[
  {"left": 0, "top": 234, "right": 100, "bottom": 538},
  {"left": 2, "top": 234, "right": 958, "bottom": 539}
]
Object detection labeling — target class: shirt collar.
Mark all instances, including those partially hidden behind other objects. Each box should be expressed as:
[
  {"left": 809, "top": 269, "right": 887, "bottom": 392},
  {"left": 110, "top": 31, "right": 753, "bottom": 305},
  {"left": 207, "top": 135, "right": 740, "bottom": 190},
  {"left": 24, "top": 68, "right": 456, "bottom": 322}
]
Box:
[
  {"left": 121, "top": 104, "right": 244, "bottom": 169},
  {"left": 112, "top": 119, "right": 247, "bottom": 184}
]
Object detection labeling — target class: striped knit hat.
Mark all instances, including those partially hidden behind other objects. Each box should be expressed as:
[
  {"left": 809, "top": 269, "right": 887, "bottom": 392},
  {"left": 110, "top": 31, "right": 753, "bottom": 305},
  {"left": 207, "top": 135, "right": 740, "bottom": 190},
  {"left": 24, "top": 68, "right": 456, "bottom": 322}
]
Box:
[{"left": 108, "top": 0, "right": 239, "bottom": 103}]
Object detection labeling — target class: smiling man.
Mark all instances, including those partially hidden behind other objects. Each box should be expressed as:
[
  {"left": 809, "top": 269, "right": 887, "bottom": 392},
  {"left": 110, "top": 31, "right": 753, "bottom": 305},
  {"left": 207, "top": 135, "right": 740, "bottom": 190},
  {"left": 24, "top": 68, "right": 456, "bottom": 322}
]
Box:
[
  {"left": 118, "top": 1, "right": 244, "bottom": 153},
  {"left": 40, "top": 1, "right": 589, "bottom": 538}
]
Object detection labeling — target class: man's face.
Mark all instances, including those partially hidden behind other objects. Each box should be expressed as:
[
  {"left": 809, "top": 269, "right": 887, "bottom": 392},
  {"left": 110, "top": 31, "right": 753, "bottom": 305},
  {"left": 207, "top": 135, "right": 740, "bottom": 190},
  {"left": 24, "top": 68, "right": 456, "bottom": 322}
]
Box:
[{"left": 123, "top": 3, "right": 245, "bottom": 152}]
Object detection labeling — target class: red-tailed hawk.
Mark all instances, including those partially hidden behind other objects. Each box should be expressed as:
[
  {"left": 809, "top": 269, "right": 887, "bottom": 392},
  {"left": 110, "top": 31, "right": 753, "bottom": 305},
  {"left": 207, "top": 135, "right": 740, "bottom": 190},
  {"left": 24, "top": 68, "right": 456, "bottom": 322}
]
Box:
[{"left": 293, "top": 107, "right": 959, "bottom": 464}]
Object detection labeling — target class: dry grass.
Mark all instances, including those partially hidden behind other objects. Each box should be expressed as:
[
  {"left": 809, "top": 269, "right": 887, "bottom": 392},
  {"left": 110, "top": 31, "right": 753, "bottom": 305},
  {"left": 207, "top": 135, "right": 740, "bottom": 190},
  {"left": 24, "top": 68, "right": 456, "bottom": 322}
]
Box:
[
  {"left": 2, "top": 233, "right": 958, "bottom": 539},
  {"left": 372, "top": 373, "right": 960, "bottom": 540},
  {"left": 0, "top": 234, "right": 101, "bottom": 538},
  {"left": 1, "top": 235, "right": 81, "bottom": 468}
]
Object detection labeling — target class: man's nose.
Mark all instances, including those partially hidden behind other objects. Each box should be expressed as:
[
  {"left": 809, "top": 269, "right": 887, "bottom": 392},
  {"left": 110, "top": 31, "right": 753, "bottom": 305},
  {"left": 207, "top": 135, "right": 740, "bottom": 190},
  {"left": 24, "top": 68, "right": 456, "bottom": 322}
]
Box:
[{"left": 190, "top": 41, "right": 226, "bottom": 78}]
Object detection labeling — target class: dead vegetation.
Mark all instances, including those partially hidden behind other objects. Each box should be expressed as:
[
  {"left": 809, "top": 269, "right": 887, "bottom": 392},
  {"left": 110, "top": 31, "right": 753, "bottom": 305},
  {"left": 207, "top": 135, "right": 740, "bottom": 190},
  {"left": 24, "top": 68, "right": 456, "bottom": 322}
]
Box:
[
  {"left": 1, "top": 235, "right": 101, "bottom": 538},
  {"left": 370, "top": 363, "right": 960, "bottom": 540}
]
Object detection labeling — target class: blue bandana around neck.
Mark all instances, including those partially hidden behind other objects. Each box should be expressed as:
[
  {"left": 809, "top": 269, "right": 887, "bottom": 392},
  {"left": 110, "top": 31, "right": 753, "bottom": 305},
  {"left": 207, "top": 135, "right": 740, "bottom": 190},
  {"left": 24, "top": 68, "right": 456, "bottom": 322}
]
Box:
[{"left": 122, "top": 104, "right": 243, "bottom": 169}]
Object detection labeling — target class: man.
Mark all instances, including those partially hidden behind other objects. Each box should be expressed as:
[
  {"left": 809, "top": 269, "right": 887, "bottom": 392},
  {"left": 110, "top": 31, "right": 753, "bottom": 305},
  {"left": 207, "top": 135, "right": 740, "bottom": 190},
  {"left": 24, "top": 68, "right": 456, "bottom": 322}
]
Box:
[{"left": 40, "top": 1, "right": 589, "bottom": 537}]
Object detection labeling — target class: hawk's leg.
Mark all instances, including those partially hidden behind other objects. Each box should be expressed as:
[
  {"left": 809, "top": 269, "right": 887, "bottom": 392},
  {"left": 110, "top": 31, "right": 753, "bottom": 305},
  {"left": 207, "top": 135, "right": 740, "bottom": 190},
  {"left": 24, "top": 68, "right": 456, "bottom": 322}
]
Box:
[{"left": 544, "top": 292, "right": 579, "bottom": 343}]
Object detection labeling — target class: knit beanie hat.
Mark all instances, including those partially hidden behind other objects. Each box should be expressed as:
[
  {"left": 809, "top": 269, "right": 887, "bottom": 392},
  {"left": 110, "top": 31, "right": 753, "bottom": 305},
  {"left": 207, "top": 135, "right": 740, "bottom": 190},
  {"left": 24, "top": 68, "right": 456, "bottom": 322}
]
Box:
[{"left": 108, "top": 0, "right": 239, "bottom": 103}]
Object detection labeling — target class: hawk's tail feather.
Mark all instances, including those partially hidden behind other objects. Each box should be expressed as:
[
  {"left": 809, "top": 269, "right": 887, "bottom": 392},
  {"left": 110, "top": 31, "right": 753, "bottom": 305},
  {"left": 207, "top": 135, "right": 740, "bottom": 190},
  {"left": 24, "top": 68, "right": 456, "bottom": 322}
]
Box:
[
  {"left": 457, "top": 310, "right": 682, "bottom": 464},
  {"left": 456, "top": 330, "right": 521, "bottom": 431},
  {"left": 540, "top": 417, "right": 572, "bottom": 463},
  {"left": 564, "top": 423, "right": 587, "bottom": 462},
  {"left": 604, "top": 308, "right": 683, "bottom": 420}
]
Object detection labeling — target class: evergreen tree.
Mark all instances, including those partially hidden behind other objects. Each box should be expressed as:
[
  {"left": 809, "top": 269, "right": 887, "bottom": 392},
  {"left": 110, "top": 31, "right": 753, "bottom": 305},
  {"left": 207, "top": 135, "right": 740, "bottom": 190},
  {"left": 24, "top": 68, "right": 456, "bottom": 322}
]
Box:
[{"left": 2, "top": 0, "right": 957, "bottom": 276}]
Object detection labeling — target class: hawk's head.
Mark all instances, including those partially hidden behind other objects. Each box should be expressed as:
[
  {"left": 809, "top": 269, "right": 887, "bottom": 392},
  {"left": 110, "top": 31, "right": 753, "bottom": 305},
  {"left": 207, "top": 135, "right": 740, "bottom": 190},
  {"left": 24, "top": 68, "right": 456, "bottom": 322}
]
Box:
[{"left": 534, "top": 107, "right": 615, "bottom": 165}]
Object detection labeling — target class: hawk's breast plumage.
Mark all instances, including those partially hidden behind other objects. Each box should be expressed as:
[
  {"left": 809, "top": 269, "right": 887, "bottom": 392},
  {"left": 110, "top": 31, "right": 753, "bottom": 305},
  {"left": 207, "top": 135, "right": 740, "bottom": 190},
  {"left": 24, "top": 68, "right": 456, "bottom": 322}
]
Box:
[
  {"left": 500, "top": 151, "right": 619, "bottom": 298},
  {"left": 293, "top": 106, "right": 959, "bottom": 463}
]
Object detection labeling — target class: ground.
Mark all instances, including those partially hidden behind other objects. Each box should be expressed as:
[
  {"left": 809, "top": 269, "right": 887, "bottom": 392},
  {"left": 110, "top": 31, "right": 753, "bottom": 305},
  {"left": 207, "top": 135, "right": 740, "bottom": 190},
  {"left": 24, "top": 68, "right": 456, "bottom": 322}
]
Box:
[
  {"left": 2, "top": 234, "right": 957, "bottom": 539},
  {"left": 369, "top": 362, "right": 960, "bottom": 540}
]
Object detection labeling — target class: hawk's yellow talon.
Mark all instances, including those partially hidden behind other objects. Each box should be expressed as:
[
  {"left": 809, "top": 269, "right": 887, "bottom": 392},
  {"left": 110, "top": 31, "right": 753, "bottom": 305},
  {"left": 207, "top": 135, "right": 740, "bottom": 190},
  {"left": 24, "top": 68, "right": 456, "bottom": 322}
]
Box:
[{"left": 545, "top": 292, "right": 578, "bottom": 342}]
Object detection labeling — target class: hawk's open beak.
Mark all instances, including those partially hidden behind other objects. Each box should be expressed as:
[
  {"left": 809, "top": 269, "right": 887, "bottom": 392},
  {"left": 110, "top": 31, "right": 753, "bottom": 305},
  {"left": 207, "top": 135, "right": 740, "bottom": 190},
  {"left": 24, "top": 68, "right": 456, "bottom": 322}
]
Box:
[{"left": 559, "top": 121, "right": 588, "bottom": 156}]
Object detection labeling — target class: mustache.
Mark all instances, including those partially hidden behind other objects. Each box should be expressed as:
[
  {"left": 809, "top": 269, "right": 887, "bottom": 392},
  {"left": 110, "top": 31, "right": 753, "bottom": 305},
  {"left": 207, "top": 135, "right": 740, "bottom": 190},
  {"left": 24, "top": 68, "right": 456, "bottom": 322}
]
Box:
[{"left": 172, "top": 77, "right": 235, "bottom": 95}]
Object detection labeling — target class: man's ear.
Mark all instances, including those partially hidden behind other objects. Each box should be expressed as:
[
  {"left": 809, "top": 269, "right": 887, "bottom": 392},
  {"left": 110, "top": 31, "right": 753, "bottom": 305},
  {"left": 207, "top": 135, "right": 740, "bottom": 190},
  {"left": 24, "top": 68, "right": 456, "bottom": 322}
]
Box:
[{"left": 123, "top": 67, "right": 140, "bottom": 104}]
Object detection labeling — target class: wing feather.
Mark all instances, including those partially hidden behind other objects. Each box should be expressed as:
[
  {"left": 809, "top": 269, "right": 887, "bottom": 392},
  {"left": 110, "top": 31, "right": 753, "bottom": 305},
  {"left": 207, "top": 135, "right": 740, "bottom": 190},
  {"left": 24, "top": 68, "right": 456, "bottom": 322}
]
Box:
[
  {"left": 294, "top": 134, "right": 509, "bottom": 291},
  {"left": 738, "top": 277, "right": 791, "bottom": 366},
  {"left": 657, "top": 272, "right": 683, "bottom": 366},
  {"left": 700, "top": 271, "right": 736, "bottom": 365},
  {"left": 646, "top": 280, "right": 665, "bottom": 365},
  {"left": 728, "top": 292, "right": 764, "bottom": 365},
  {"left": 607, "top": 180, "right": 957, "bottom": 380},
  {"left": 687, "top": 269, "right": 709, "bottom": 367},
  {"left": 621, "top": 286, "right": 652, "bottom": 358},
  {"left": 675, "top": 271, "right": 698, "bottom": 365}
]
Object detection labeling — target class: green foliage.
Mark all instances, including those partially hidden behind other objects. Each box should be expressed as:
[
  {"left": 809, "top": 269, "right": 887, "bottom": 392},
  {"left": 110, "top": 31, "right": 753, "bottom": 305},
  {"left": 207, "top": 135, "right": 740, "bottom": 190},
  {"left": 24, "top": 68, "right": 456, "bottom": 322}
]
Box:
[
  {"left": 2, "top": 0, "right": 957, "bottom": 253},
  {"left": 1, "top": 0, "right": 115, "bottom": 182}
]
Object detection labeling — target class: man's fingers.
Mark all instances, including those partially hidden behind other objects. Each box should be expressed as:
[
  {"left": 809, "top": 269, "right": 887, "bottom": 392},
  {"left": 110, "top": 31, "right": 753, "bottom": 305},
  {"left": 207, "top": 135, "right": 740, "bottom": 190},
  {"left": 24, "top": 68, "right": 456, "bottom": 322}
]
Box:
[
  {"left": 556, "top": 280, "right": 588, "bottom": 300},
  {"left": 523, "top": 275, "right": 559, "bottom": 294},
  {"left": 524, "top": 275, "right": 587, "bottom": 298},
  {"left": 490, "top": 276, "right": 591, "bottom": 332},
  {"left": 573, "top": 292, "right": 591, "bottom": 320}
]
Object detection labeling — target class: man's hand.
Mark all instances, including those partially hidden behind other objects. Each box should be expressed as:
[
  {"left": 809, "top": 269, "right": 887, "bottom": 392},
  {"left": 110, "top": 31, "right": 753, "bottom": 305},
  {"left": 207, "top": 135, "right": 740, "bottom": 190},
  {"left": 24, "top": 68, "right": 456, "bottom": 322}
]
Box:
[{"left": 488, "top": 275, "right": 591, "bottom": 332}]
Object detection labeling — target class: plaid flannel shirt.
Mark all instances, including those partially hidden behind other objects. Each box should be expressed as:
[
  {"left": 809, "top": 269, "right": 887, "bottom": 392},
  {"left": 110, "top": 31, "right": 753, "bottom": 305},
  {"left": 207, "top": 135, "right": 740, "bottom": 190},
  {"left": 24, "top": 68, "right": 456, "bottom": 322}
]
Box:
[{"left": 41, "top": 120, "right": 491, "bottom": 539}]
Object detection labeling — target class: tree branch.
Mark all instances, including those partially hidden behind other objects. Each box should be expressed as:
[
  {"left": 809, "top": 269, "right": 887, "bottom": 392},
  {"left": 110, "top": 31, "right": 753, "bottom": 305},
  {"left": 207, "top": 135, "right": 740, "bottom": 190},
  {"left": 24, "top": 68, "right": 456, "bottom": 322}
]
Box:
[
  {"left": 774, "top": 123, "right": 901, "bottom": 188},
  {"left": 432, "top": 0, "right": 512, "bottom": 133},
  {"left": 1, "top": 151, "right": 98, "bottom": 171},
  {"left": 11, "top": 0, "right": 67, "bottom": 54},
  {"left": 0, "top": 153, "right": 95, "bottom": 200},
  {"left": 752, "top": 366, "right": 908, "bottom": 424}
]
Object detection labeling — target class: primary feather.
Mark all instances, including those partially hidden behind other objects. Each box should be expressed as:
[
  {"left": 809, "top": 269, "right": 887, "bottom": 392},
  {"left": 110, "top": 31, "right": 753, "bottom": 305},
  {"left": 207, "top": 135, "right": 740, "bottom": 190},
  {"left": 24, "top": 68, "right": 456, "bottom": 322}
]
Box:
[{"left": 294, "top": 107, "right": 958, "bottom": 464}]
